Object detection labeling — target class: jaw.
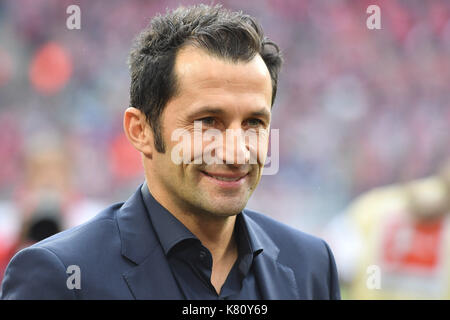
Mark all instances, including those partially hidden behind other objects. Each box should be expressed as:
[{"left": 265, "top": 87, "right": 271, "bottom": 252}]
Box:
[{"left": 188, "top": 168, "right": 259, "bottom": 216}]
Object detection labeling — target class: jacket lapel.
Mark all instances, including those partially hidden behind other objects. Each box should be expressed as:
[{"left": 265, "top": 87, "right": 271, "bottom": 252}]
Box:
[
  {"left": 123, "top": 245, "right": 184, "bottom": 300},
  {"left": 116, "top": 184, "right": 183, "bottom": 300},
  {"left": 243, "top": 212, "right": 300, "bottom": 300},
  {"left": 253, "top": 255, "right": 300, "bottom": 299}
]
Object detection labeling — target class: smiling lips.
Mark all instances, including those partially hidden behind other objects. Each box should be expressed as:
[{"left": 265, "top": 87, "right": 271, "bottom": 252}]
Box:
[{"left": 201, "top": 171, "right": 248, "bottom": 182}]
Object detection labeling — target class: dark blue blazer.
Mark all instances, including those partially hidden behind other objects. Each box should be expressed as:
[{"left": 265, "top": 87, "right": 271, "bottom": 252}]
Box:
[{"left": 0, "top": 185, "right": 341, "bottom": 300}]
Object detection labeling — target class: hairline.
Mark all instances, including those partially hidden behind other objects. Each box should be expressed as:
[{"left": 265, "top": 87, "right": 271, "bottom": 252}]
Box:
[{"left": 168, "top": 43, "right": 273, "bottom": 107}]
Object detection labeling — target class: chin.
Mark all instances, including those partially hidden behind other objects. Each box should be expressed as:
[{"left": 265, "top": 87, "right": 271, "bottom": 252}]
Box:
[
  {"left": 206, "top": 200, "right": 247, "bottom": 217},
  {"left": 187, "top": 190, "right": 251, "bottom": 217}
]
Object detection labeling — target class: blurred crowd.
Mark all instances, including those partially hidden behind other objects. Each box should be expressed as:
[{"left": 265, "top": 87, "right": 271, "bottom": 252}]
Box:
[{"left": 0, "top": 0, "right": 449, "bottom": 297}]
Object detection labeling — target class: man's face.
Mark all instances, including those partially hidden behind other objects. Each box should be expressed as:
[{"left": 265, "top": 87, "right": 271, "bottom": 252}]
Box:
[{"left": 149, "top": 46, "right": 273, "bottom": 218}]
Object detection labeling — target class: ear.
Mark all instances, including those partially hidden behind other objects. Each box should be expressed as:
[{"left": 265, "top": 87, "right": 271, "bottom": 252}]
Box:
[{"left": 123, "top": 107, "right": 153, "bottom": 158}]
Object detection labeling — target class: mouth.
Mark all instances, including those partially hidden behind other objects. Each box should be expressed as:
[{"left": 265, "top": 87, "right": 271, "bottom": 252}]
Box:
[{"left": 200, "top": 170, "right": 249, "bottom": 187}]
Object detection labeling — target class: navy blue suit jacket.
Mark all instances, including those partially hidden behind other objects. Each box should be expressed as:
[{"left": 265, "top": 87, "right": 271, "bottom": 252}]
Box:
[{"left": 1, "top": 185, "right": 340, "bottom": 299}]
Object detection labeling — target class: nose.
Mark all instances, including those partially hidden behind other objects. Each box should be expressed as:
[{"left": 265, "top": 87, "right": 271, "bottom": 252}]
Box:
[
  {"left": 220, "top": 124, "right": 256, "bottom": 166},
  {"left": 200, "top": 122, "right": 262, "bottom": 166},
  {"left": 225, "top": 129, "right": 250, "bottom": 166}
]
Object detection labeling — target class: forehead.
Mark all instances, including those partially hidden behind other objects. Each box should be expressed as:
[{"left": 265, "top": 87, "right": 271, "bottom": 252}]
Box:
[{"left": 173, "top": 46, "right": 272, "bottom": 105}]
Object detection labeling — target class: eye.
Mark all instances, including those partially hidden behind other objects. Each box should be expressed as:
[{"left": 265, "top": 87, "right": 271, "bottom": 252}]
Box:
[
  {"left": 197, "top": 117, "right": 216, "bottom": 126},
  {"left": 245, "top": 118, "right": 265, "bottom": 127}
]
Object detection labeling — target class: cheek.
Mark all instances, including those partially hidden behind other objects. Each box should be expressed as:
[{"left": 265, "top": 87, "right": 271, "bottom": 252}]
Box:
[
  {"left": 260, "top": 140, "right": 269, "bottom": 163},
  {"left": 252, "top": 133, "right": 269, "bottom": 167},
  {"left": 153, "top": 146, "right": 182, "bottom": 177}
]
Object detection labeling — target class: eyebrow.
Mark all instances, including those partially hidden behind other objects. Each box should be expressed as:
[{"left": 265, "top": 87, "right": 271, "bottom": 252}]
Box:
[
  {"left": 250, "top": 108, "right": 271, "bottom": 121},
  {"left": 188, "top": 106, "right": 271, "bottom": 121}
]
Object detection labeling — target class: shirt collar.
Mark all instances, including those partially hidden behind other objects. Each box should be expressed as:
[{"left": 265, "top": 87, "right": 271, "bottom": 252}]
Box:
[
  {"left": 141, "top": 183, "right": 196, "bottom": 255},
  {"left": 140, "top": 182, "right": 264, "bottom": 258},
  {"left": 236, "top": 211, "right": 264, "bottom": 257},
  {"left": 235, "top": 213, "right": 264, "bottom": 259}
]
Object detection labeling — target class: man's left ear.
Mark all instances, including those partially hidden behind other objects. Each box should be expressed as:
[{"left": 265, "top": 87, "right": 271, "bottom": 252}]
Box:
[{"left": 123, "top": 107, "right": 153, "bottom": 158}]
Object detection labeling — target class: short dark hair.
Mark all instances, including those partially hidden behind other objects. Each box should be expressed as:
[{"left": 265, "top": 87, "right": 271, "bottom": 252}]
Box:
[{"left": 128, "top": 4, "right": 283, "bottom": 153}]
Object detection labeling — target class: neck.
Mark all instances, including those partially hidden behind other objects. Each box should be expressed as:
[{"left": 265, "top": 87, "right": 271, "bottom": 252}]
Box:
[
  {"left": 183, "top": 213, "right": 237, "bottom": 260},
  {"left": 145, "top": 180, "right": 237, "bottom": 261}
]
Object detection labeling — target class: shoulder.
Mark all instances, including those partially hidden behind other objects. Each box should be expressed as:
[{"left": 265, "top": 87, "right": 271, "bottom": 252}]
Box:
[
  {"left": 0, "top": 202, "right": 124, "bottom": 299},
  {"left": 32, "top": 202, "right": 123, "bottom": 258}
]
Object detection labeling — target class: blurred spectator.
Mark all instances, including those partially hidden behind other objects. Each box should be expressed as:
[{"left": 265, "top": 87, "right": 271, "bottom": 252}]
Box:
[
  {"left": 1, "top": 197, "right": 63, "bottom": 279},
  {"left": 0, "top": 132, "right": 104, "bottom": 281},
  {"left": 325, "top": 159, "right": 450, "bottom": 299}
]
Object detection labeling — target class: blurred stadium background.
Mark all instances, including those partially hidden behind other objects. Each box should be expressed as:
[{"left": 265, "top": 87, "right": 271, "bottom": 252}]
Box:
[{"left": 0, "top": 0, "right": 449, "bottom": 298}]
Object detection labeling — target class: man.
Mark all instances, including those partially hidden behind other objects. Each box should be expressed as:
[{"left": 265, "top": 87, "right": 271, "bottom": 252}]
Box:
[{"left": 1, "top": 4, "right": 340, "bottom": 300}]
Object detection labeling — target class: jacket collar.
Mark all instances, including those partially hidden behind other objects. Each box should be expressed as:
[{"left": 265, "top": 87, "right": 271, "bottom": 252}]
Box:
[
  {"left": 116, "top": 184, "right": 157, "bottom": 265},
  {"left": 116, "top": 184, "right": 183, "bottom": 299},
  {"left": 242, "top": 210, "right": 300, "bottom": 299}
]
